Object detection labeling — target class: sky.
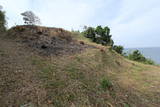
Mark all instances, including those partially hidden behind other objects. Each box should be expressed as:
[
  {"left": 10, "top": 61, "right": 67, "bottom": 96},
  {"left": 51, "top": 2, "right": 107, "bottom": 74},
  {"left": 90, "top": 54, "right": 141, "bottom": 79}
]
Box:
[{"left": 0, "top": 0, "right": 160, "bottom": 48}]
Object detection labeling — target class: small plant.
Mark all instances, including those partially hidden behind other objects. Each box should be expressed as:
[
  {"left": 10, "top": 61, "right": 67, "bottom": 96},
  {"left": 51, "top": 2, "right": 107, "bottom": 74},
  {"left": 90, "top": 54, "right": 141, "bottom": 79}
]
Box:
[
  {"left": 144, "top": 59, "right": 155, "bottom": 65},
  {"left": 79, "top": 41, "right": 85, "bottom": 45},
  {"left": 100, "top": 78, "right": 113, "bottom": 90},
  {"left": 41, "top": 67, "right": 51, "bottom": 73},
  {"left": 128, "top": 50, "right": 155, "bottom": 65},
  {"left": 124, "top": 103, "right": 130, "bottom": 107},
  {"left": 112, "top": 45, "right": 124, "bottom": 55}
]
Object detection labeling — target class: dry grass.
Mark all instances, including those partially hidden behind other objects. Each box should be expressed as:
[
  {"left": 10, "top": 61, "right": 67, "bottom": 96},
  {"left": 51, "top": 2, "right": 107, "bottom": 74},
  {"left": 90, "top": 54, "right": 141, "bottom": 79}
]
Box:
[
  {"left": 0, "top": 26, "right": 160, "bottom": 107},
  {"left": 8, "top": 25, "right": 72, "bottom": 42}
]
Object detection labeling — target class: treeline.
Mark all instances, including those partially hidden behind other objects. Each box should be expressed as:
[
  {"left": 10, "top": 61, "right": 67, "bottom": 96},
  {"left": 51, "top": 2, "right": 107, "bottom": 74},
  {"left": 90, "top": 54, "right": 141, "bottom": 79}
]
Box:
[
  {"left": 82, "top": 26, "right": 155, "bottom": 65},
  {"left": 82, "top": 26, "right": 114, "bottom": 46}
]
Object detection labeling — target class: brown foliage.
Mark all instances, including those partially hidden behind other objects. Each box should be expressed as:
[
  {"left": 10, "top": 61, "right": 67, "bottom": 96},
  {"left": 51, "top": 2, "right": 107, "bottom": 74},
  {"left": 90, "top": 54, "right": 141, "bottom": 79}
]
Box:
[{"left": 79, "top": 41, "right": 85, "bottom": 45}]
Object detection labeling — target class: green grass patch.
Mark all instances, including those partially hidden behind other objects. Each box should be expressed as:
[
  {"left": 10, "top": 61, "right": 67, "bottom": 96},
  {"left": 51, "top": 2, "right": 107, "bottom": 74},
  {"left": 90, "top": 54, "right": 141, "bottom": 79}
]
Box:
[
  {"left": 123, "top": 103, "right": 130, "bottom": 107},
  {"left": 0, "top": 49, "right": 8, "bottom": 57},
  {"left": 100, "top": 78, "right": 113, "bottom": 91}
]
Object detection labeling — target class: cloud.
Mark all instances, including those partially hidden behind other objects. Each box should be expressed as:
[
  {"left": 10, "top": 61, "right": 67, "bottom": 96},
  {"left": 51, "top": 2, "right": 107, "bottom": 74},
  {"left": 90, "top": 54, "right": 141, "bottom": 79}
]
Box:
[
  {"left": 110, "top": 0, "right": 160, "bottom": 48},
  {"left": 1, "top": 0, "right": 104, "bottom": 29},
  {"left": 0, "top": 0, "right": 160, "bottom": 47},
  {"left": 32, "top": 0, "right": 95, "bottom": 30}
]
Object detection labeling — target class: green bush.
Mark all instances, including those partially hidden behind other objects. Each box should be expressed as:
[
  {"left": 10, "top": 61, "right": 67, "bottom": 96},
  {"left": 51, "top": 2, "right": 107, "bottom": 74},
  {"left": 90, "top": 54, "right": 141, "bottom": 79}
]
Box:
[
  {"left": 100, "top": 78, "right": 113, "bottom": 90},
  {"left": 128, "top": 50, "right": 146, "bottom": 62},
  {"left": 128, "top": 50, "right": 155, "bottom": 65},
  {"left": 83, "top": 26, "right": 114, "bottom": 46},
  {"left": 144, "top": 59, "right": 155, "bottom": 65},
  {"left": 113, "top": 45, "right": 124, "bottom": 55}
]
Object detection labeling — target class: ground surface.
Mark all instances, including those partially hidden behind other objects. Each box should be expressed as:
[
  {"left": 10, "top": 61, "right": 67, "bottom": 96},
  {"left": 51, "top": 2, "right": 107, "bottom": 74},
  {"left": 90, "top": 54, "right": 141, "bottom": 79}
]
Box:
[{"left": 0, "top": 26, "right": 160, "bottom": 107}]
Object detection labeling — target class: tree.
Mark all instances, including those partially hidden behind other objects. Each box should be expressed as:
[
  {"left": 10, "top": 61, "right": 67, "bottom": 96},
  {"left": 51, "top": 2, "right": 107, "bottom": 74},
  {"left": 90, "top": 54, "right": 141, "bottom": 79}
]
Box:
[
  {"left": 83, "top": 26, "right": 114, "bottom": 46},
  {"left": 128, "top": 50, "right": 146, "bottom": 62},
  {"left": 113, "top": 45, "right": 124, "bottom": 55},
  {"left": 83, "top": 27, "right": 96, "bottom": 41},
  {"left": 128, "top": 50, "right": 155, "bottom": 65},
  {"left": 21, "top": 11, "right": 41, "bottom": 25},
  {"left": 0, "top": 5, "right": 6, "bottom": 32}
]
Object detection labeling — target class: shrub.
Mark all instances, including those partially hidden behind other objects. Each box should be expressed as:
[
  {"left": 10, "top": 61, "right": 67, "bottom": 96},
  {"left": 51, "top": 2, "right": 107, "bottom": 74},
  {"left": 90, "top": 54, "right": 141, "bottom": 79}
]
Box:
[
  {"left": 128, "top": 50, "right": 146, "bottom": 62},
  {"left": 128, "top": 50, "right": 155, "bottom": 65},
  {"left": 79, "top": 41, "right": 84, "bottom": 45},
  {"left": 100, "top": 78, "right": 113, "bottom": 90},
  {"left": 83, "top": 26, "right": 114, "bottom": 46},
  {"left": 113, "top": 45, "right": 124, "bottom": 55},
  {"left": 144, "top": 59, "right": 155, "bottom": 65}
]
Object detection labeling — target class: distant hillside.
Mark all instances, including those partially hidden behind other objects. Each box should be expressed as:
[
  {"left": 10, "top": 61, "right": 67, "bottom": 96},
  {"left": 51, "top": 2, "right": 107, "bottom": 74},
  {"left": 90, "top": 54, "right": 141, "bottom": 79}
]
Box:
[
  {"left": 0, "top": 25, "right": 160, "bottom": 107},
  {"left": 125, "top": 47, "right": 160, "bottom": 64}
]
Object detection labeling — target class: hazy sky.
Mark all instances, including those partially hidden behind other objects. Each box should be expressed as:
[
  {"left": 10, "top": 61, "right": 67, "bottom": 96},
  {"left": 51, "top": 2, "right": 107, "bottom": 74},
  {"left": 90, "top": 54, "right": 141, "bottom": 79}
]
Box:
[{"left": 0, "top": 0, "right": 160, "bottom": 48}]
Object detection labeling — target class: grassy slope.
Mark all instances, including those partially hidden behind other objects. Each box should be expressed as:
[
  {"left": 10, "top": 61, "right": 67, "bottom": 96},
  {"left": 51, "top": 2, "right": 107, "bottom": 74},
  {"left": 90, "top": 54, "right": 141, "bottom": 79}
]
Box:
[{"left": 0, "top": 31, "right": 160, "bottom": 107}]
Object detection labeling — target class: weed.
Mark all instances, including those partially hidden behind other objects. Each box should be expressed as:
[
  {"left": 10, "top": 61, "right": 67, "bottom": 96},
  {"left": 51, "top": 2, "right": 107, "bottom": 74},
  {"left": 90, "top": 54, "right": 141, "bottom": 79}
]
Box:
[
  {"left": 41, "top": 67, "right": 51, "bottom": 73},
  {"left": 100, "top": 78, "right": 113, "bottom": 90},
  {"left": 75, "top": 56, "right": 81, "bottom": 62},
  {"left": 32, "top": 58, "right": 41, "bottom": 65},
  {"left": 123, "top": 103, "right": 130, "bottom": 107},
  {"left": 0, "top": 49, "right": 7, "bottom": 56}
]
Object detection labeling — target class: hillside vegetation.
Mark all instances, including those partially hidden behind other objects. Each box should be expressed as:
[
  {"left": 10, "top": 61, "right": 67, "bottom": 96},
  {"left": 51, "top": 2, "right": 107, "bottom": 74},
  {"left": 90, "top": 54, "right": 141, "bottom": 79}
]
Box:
[{"left": 0, "top": 25, "right": 160, "bottom": 107}]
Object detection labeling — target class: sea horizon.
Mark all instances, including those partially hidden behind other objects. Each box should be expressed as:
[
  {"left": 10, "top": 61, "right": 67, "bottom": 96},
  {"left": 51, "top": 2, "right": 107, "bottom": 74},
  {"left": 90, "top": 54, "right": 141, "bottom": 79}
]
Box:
[{"left": 125, "top": 47, "right": 160, "bottom": 64}]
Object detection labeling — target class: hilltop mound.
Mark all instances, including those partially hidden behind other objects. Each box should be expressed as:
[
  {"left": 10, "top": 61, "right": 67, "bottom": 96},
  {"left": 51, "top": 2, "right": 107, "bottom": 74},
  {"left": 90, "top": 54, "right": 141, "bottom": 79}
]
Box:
[
  {"left": 0, "top": 26, "right": 160, "bottom": 107},
  {"left": 6, "top": 25, "right": 94, "bottom": 55}
]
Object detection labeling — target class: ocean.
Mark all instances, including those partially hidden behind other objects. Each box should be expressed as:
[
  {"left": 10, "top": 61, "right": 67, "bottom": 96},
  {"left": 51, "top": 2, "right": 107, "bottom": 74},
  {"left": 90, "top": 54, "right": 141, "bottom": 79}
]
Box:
[{"left": 125, "top": 47, "right": 160, "bottom": 64}]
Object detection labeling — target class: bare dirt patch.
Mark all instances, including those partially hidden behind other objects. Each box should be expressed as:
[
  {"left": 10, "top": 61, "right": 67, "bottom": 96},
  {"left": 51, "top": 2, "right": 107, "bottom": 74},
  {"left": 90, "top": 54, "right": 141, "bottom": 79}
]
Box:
[{"left": 7, "top": 25, "right": 95, "bottom": 56}]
